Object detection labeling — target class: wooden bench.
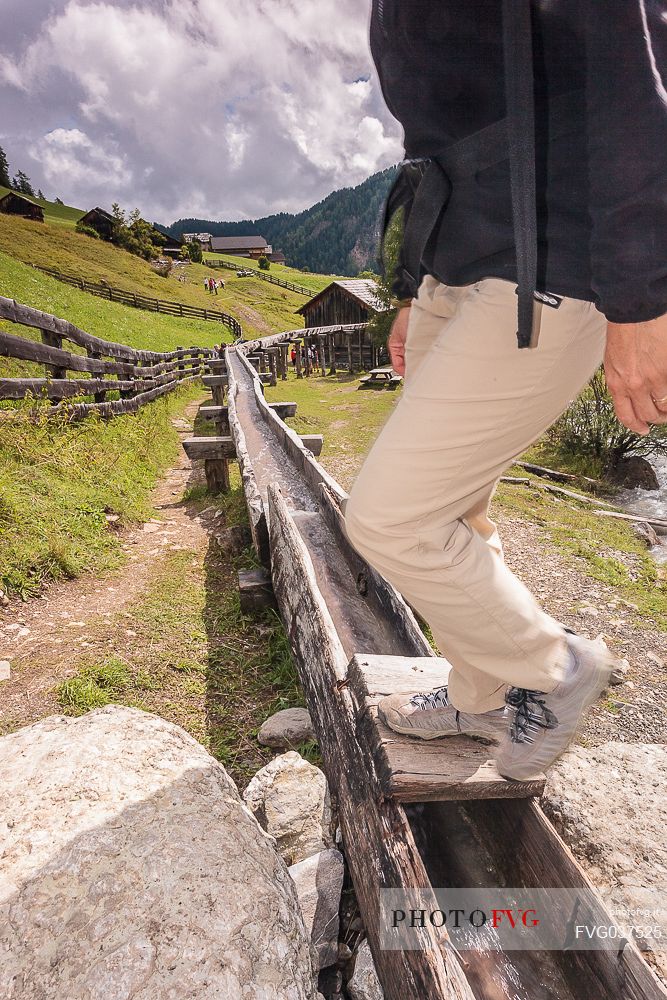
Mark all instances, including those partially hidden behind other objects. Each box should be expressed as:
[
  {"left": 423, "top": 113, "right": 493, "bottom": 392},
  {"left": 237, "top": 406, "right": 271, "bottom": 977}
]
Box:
[{"left": 347, "top": 653, "right": 545, "bottom": 801}]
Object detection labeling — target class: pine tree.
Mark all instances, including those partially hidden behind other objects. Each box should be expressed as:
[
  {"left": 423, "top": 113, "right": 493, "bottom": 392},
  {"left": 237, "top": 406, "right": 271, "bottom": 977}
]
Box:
[
  {"left": 37, "top": 189, "right": 45, "bottom": 200},
  {"left": 12, "top": 170, "right": 36, "bottom": 197},
  {"left": 0, "top": 146, "right": 9, "bottom": 188}
]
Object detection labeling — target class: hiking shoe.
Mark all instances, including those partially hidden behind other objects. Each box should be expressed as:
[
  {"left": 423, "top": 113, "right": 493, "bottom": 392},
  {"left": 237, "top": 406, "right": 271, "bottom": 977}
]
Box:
[
  {"left": 378, "top": 685, "right": 507, "bottom": 741},
  {"left": 495, "top": 632, "right": 614, "bottom": 781}
]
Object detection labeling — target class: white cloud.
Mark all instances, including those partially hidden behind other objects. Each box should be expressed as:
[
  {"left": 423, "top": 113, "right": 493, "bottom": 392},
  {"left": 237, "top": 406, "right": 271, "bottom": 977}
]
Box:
[
  {"left": 34, "top": 128, "right": 132, "bottom": 195},
  {"left": 0, "top": 0, "right": 403, "bottom": 222}
]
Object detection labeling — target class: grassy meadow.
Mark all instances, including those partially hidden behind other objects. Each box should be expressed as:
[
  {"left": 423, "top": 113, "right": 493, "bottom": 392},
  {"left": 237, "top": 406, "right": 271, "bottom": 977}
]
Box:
[{"left": 0, "top": 213, "right": 307, "bottom": 339}]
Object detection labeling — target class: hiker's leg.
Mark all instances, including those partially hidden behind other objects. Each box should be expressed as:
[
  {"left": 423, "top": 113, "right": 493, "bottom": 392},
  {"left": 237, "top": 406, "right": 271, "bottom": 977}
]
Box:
[{"left": 343, "top": 277, "right": 606, "bottom": 714}]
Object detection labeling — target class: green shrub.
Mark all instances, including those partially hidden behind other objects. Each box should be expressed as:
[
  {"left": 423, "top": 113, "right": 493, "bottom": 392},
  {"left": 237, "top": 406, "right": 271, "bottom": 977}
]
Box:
[
  {"left": 547, "top": 368, "right": 667, "bottom": 473},
  {"left": 75, "top": 222, "right": 100, "bottom": 239}
]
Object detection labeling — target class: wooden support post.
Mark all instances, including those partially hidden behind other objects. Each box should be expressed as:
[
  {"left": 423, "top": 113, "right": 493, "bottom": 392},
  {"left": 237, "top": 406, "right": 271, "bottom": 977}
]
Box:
[
  {"left": 347, "top": 332, "right": 354, "bottom": 373},
  {"left": 295, "top": 340, "right": 303, "bottom": 379},
  {"left": 279, "top": 344, "right": 288, "bottom": 380},
  {"left": 86, "top": 348, "right": 106, "bottom": 402},
  {"left": 328, "top": 332, "right": 337, "bottom": 375},
  {"left": 268, "top": 349, "right": 278, "bottom": 386},
  {"left": 40, "top": 330, "right": 67, "bottom": 381},
  {"left": 238, "top": 567, "right": 277, "bottom": 614},
  {"left": 204, "top": 458, "right": 230, "bottom": 494},
  {"left": 358, "top": 330, "right": 364, "bottom": 371},
  {"left": 176, "top": 346, "right": 184, "bottom": 381},
  {"left": 258, "top": 350, "right": 267, "bottom": 374}
]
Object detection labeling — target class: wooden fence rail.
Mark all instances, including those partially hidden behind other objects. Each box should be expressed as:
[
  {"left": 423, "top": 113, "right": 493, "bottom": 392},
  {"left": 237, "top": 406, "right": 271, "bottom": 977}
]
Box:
[
  {"left": 203, "top": 258, "right": 313, "bottom": 296},
  {"left": 0, "top": 295, "right": 215, "bottom": 420},
  {"left": 35, "top": 265, "right": 242, "bottom": 336}
]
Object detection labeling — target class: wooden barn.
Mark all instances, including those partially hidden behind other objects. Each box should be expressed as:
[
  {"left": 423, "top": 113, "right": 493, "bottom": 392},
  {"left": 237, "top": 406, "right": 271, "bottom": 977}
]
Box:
[
  {"left": 297, "top": 279, "right": 385, "bottom": 329},
  {"left": 295, "top": 279, "right": 389, "bottom": 372},
  {"left": 0, "top": 191, "right": 44, "bottom": 222},
  {"left": 78, "top": 207, "right": 116, "bottom": 241}
]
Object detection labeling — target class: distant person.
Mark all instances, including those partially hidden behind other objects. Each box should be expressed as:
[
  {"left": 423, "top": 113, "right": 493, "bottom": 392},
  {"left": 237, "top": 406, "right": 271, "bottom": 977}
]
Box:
[{"left": 290, "top": 347, "right": 297, "bottom": 367}]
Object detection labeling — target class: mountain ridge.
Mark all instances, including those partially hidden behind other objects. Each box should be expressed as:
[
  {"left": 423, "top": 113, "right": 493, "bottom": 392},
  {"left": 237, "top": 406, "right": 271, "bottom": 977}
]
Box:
[{"left": 165, "top": 166, "right": 397, "bottom": 276}]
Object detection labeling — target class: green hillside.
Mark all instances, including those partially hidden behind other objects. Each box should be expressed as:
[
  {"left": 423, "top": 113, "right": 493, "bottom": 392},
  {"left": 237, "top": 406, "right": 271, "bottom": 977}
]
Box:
[
  {"left": 0, "top": 214, "right": 307, "bottom": 339},
  {"left": 0, "top": 186, "right": 84, "bottom": 227},
  {"left": 0, "top": 252, "right": 229, "bottom": 364}
]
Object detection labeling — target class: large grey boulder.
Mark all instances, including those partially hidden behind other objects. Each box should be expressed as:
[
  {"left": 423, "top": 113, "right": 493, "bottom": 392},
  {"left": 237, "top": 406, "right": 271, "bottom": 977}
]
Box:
[
  {"left": 243, "top": 751, "right": 333, "bottom": 865},
  {"left": 0, "top": 707, "right": 316, "bottom": 1000},
  {"left": 258, "top": 708, "right": 314, "bottom": 750},
  {"left": 289, "top": 849, "right": 344, "bottom": 970},
  {"left": 543, "top": 742, "right": 667, "bottom": 981}
]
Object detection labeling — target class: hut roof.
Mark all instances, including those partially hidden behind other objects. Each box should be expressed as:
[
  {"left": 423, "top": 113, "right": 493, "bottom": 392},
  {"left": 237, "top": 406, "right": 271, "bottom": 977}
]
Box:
[
  {"left": 79, "top": 206, "right": 116, "bottom": 225},
  {"left": 210, "top": 235, "right": 268, "bottom": 252},
  {"left": 297, "top": 279, "right": 386, "bottom": 316}
]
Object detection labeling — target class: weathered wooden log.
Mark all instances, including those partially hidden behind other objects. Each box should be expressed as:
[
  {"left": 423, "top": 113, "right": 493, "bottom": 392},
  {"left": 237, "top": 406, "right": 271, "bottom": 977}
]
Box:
[
  {"left": 266, "top": 484, "right": 474, "bottom": 1000},
  {"left": 226, "top": 352, "right": 270, "bottom": 566},
  {"left": 0, "top": 295, "right": 184, "bottom": 364},
  {"left": 45, "top": 375, "right": 201, "bottom": 421},
  {"left": 515, "top": 460, "right": 601, "bottom": 486}
]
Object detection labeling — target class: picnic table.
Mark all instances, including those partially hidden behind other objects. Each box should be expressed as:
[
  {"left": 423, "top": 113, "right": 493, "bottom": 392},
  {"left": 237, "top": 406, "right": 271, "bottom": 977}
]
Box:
[{"left": 358, "top": 366, "right": 403, "bottom": 390}]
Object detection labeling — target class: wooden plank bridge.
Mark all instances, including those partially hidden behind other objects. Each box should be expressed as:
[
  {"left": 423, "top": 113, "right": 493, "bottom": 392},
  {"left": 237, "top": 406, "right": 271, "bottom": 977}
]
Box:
[{"left": 183, "top": 329, "right": 667, "bottom": 1000}]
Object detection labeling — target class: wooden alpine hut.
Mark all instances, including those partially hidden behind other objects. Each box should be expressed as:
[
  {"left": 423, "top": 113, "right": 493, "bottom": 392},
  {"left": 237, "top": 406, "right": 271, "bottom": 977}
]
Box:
[{"left": 0, "top": 191, "right": 44, "bottom": 222}]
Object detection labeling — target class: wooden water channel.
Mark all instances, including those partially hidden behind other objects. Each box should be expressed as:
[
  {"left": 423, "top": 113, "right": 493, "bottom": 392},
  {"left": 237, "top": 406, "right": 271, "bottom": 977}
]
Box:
[{"left": 185, "top": 331, "right": 666, "bottom": 1000}]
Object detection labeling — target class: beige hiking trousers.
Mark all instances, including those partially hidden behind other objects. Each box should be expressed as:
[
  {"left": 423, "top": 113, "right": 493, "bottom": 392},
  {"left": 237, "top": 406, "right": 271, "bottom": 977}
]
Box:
[{"left": 342, "top": 275, "right": 607, "bottom": 714}]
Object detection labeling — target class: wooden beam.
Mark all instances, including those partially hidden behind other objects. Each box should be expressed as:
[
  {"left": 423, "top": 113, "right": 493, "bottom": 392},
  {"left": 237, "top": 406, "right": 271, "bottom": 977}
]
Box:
[
  {"left": 299, "top": 434, "right": 323, "bottom": 457},
  {"left": 238, "top": 567, "right": 276, "bottom": 613},
  {"left": 266, "top": 484, "right": 474, "bottom": 1000},
  {"left": 182, "top": 436, "right": 237, "bottom": 460},
  {"left": 347, "top": 653, "right": 544, "bottom": 802}
]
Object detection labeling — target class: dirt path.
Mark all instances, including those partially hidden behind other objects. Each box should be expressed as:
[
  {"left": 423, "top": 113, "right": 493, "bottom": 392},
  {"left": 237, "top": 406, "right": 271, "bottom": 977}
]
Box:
[{"left": 0, "top": 398, "right": 211, "bottom": 729}]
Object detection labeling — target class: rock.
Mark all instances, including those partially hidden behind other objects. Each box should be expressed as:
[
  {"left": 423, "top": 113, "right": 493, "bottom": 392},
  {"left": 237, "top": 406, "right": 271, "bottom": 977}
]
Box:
[
  {"left": 243, "top": 751, "right": 333, "bottom": 865},
  {"left": 0, "top": 660, "right": 10, "bottom": 681},
  {"left": 142, "top": 521, "right": 161, "bottom": 534},
  {"left": 213, "top": 524, "right": 252, "bottom": 555},
  {"left": 0, "top": 589, "right": 9, "bottom": 607},
  {"left": 347, "top": 939, "right": 384, "bottom": 1000},
  {"left": 633, "top": 521, "right": 663, "bottom": 548},
  {"left": 258, "top": 708, "right": 315, "bottom": 749},
  {"left": 0, "top": 706, "right": 315, "bottom": 1000},
  {"left": 607, "top": 456, "right": 659, "bottom": 490},
  {"left": 289, "top": 849, "right": 344, "bottom": 970},
  {"left": 542, "top": 742, "right": 667, "bottom": 981}
]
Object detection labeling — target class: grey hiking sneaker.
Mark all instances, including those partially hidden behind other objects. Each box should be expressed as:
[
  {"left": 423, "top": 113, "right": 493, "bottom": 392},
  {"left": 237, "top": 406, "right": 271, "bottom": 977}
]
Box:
[
  {"left": 378, "top": 685, "right": 507, "bottom": 741},
  {"left": 495, "top": 631, "right": 614, "bottom": 781}
]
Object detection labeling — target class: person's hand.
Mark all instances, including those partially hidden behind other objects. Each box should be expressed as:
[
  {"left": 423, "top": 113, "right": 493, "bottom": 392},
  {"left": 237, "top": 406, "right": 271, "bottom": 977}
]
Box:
[
  {"left": 386, "top": 306, "right": 411, "bottom": 376},
  {"left": 604, "top": 313, "right": 667, "bottom": 435}
]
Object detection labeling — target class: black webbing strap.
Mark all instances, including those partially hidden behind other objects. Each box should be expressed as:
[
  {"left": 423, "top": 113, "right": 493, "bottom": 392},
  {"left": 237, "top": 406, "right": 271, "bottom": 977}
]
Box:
[{"left": 502, "top": 0, "right": 539, "bottom": 348}]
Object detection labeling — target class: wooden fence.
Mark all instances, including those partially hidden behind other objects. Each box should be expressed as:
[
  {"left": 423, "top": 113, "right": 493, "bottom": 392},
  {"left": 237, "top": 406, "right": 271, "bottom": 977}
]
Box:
[
  {"left": 204, "top": 258, "right": 313, "bottom": 297},
  {"left": 36, "top": 265, "right": 242, "bottom": 336},
  {"left": 0, "top": 295, "right": 214, "bottom": 420}
]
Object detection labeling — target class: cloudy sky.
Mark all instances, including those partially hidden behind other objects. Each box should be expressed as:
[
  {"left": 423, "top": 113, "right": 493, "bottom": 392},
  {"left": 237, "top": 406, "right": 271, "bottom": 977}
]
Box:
[{"left": 0, "top": 0, "right": 404, "bottom": 225}]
